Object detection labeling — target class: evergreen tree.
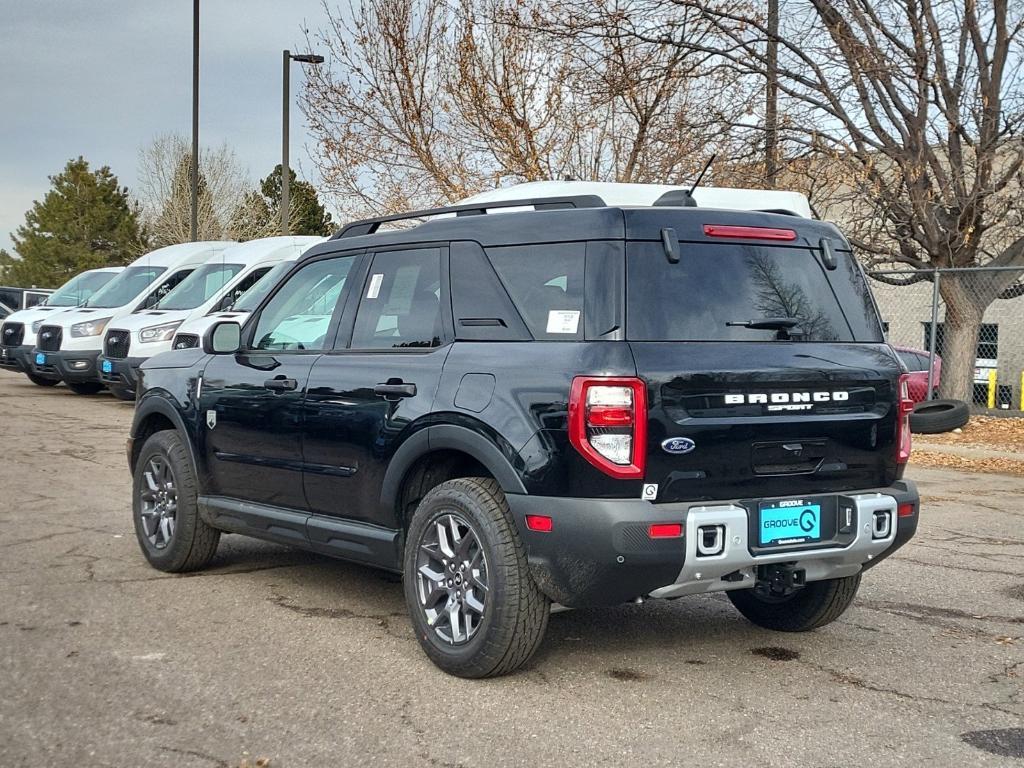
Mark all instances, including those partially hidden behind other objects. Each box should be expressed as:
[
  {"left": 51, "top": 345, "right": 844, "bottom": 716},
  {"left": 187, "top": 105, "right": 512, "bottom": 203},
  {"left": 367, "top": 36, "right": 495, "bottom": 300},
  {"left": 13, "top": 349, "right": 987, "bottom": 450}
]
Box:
[
  {"left": 228, "top": 165, "right": 334, "bottom": 240},
  {"left": 5, "top": 157, "right": 146, "bottom": 287}
]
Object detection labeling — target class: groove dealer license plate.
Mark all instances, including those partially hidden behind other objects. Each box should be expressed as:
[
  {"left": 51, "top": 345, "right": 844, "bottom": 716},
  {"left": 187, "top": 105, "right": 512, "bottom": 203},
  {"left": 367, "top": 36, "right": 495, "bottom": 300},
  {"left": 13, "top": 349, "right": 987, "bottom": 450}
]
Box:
[{"left": 759, "top": 498, "right": 823, "bottom": 546}]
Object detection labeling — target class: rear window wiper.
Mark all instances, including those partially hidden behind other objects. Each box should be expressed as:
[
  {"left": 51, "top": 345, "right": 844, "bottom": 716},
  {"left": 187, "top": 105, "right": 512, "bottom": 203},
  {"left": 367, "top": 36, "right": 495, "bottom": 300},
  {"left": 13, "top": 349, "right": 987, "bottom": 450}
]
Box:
[{"left": 726, "top": 317, "right": 801, "bottom": 330}]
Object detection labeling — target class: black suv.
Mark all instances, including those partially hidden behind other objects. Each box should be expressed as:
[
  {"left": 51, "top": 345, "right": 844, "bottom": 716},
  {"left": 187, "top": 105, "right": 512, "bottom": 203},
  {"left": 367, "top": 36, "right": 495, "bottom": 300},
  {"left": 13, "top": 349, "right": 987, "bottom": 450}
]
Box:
[{"left": 127, "top": 192, "right": 919, "bottom": 678}]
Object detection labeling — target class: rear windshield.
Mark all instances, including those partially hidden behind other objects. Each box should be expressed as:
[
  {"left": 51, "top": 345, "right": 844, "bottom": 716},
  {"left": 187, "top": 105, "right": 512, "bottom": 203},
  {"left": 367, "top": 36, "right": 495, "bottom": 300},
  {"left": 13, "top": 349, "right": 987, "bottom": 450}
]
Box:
[
  {"left": 626, "top": 241, "right": 883, "bottom": 342},
  {"left": 46, "top": 271, "right": 119, "bottom": 307},
  {"left": 86, "top": 266, "right": 166, "bottom": 308},
  {"left": 157, "top": 262, "right": 244, "bottom": 310}
]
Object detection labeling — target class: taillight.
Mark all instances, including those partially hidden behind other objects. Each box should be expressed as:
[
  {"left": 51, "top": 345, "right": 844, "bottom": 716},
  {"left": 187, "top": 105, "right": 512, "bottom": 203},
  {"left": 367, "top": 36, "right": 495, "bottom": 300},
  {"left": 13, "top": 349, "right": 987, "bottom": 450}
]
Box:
[
  {"left": 568, "top": 377, "right": 647, "bottom": 479},
  {"left": 896, "top": 373, "right": 914, "bottom": 464},
  {"left": 703, "top": 224, "right": 797, "bottom": 241}
]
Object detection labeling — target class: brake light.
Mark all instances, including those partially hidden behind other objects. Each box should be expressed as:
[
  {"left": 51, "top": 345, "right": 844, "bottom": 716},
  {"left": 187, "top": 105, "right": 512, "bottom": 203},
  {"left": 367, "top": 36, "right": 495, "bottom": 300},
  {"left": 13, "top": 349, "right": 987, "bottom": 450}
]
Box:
[
  {"left": 568, "top": 376, "right": 647, "bottom": 479},
  {"left": 703, "top": 224, "right": 797, "bottom": 241},
  {"left": 896, "top": 373, "right": 914, "bottom": 464}
]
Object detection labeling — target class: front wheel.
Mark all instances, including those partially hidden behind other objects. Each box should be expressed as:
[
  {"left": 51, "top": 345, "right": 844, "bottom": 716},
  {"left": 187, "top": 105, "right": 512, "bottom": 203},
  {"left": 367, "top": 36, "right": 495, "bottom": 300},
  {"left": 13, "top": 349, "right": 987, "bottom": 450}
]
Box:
[
  {"left": 132, "top": 430, "right": 219, "bottom": 572},
  {"left": 727, "top": 574, "right": 861, "bottom": 632},
  {"left": 67, "top": 381, "right": 104, "bottom": 395},
  {"left": 108, "top": 384, "right": 135, "bottom": 401},
  {"left": 403, "top": 477, "right": 549, "bottom": 678},
  {"left": 26, "top": 371, "right": 59, "bottom": 387}
]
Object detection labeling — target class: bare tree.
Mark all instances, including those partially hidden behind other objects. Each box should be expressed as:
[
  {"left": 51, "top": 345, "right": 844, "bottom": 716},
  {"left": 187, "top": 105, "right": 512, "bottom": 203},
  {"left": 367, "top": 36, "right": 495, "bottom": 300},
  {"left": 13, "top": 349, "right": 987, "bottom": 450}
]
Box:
[
  {"left": 137, "top": 134, "right": 250, "bottom": 246},
  {"left": 647, "top": 0, "right": 1024, "bottom": 400},
  {"left": 301, "top": 0, "right": 757, "bottom": 219}
]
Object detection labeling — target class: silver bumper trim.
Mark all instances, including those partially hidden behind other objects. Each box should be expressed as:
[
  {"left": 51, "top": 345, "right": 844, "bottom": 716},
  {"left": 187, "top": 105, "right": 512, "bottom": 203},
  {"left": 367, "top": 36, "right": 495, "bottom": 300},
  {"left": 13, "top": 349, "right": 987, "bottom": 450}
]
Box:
[{"left": 648, "top": 493, "right": 898, "bottom": 599}]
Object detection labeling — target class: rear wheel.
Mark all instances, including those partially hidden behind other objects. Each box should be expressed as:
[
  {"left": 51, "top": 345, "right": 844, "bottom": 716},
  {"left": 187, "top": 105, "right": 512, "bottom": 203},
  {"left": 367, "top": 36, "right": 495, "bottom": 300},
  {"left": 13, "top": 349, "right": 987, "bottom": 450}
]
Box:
[
  {"left": 66, "top": 381, "right": 104, "bottom": 395},
  {"left": 132, "top": 430, "right": 219, "bottom": 572},
  {"left": 25, "top": 372, "right": 59, "bottom": 387},
  {"left": 403, "top": 477, "right": 549, "bottom": 678},
  {"left": 727, "top": 574, "right": 861, "bottom": 632}
]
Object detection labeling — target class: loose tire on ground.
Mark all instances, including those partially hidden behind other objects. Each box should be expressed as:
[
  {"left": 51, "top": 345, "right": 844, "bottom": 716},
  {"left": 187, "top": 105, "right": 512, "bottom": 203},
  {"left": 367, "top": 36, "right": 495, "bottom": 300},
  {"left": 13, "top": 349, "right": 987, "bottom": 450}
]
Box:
[
  {"left": 25, "top": 372, "right": 59, "bottom": 387},
  {"left": 909, "top": 399, "right": 970, "bottom": 434},
  {"left": 132, "top": 430, "right": 220, "bottom": 573},
  {"left": 727, "top": 574, "right": 861, "bottom": 632},
  {"left": 403, "top": 477, "right": 550, "bottom": 678},
  {"left": 66, "top": 381, "right": 104, "bottom": 395}
]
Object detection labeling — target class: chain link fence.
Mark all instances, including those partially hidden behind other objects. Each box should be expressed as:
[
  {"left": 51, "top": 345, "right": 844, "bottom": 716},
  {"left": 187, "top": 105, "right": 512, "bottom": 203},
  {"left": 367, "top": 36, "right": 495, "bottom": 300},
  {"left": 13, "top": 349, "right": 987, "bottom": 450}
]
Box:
[{"left": 867, "top": 266, "right": 1024, "bottom": 413}]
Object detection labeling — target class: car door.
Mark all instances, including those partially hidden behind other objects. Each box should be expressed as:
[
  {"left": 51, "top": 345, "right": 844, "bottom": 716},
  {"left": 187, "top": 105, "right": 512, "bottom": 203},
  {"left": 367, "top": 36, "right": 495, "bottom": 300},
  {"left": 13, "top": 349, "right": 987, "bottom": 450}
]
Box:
[
  {"left": 198, "top": 252, "right": 361, "bottom": 509},
  {"left": 302, "top": 246, "right": 450, "bottom": 526}
]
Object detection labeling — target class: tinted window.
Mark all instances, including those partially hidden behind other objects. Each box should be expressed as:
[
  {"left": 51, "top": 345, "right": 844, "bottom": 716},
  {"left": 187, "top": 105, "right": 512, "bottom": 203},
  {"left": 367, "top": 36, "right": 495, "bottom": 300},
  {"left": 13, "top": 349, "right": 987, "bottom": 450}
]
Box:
[
  {"left": 47, "top": 271, "right": 119, "bottom": 307},
  {"left": 350, "top": 249, "right": 442, "bottom": 349},
  {"left": 626, "top": 242, "right": 884, "bottom": 342},
  {"left": 157, "top": 263, "right": 244, "bottom": 310},
  {"left": 86, "top": 266, "right": 167, "bottom": 308},
  {"left": 230, "top": 262, "right": 291, "bottom": 313},
  {"left": 251, "top": 256, "right": 356, "bottom": 351},
  {"left": 487, "top": 242, "right": 585, "bottom": 340}
]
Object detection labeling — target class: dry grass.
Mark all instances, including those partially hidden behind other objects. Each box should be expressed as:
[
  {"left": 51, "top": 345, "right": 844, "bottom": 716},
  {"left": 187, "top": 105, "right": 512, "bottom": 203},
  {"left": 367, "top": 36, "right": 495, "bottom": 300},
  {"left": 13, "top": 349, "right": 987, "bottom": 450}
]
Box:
[{"left": 910, "top": 450, "right": 1024, "bottom": 477}]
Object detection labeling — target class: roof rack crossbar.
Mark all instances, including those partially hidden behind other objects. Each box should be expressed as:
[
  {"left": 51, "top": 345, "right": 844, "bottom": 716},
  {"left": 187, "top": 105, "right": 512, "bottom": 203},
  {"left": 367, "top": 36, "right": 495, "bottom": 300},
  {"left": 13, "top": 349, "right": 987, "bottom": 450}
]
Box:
[{"left": 331, "top": 195, "right": 607, "bottom": 239}]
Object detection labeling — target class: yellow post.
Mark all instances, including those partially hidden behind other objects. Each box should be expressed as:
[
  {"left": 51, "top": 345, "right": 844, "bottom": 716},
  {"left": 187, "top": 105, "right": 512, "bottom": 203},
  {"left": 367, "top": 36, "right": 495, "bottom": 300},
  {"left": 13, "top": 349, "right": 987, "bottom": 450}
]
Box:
[
  {"left": 987, "top": 369, "right": 997, "bottom": 409},
  {"left": 1020, "top": 371, "right": 1024, "bottom": 411}
]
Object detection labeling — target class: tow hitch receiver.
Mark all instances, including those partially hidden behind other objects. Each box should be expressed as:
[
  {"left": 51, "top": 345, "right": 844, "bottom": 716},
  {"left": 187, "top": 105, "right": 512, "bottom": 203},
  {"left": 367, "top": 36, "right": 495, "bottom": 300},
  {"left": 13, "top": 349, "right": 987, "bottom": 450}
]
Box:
[{"left": 756, "top": 563, "right": 806, "bottom": 597}]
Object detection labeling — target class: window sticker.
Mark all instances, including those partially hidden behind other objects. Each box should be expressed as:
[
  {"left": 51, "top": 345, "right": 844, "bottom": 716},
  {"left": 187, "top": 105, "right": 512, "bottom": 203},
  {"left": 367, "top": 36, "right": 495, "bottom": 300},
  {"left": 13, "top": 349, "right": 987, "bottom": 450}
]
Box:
[
  {"left": 366, "top": 273, "right": 384, "bottom": 299},
  {"left": 546, "top": 309, "right": 580, "bottom": 334}
]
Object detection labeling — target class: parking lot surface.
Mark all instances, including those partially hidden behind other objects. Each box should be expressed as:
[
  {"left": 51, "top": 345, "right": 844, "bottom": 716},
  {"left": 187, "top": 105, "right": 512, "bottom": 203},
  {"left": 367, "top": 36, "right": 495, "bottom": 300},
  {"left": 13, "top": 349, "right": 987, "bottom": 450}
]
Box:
[{"left": 1, "top": 374, "right": 1022, "bottom": 767}]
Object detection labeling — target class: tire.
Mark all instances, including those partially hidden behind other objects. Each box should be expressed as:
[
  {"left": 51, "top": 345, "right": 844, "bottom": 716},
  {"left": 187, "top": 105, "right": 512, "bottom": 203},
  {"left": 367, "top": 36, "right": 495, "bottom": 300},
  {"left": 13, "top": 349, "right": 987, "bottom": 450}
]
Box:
[
  {"left": 132, "top": 430, "right": 219, "bottom": 573},
  {"left": 108, "top": 384, "right": 135, "bottom": 401},
  {"left": 66, "top": 381, "right": 104, "bottom": 395},
  {"left": 403, "top": 477, "right": 549, "bottom": 678},
  {"left": 727, "top": 574, "right": 861, "bottom": 632},
  {"left": 909, "top": 398, "right": 970, "bottom": 434},
  {"left": 25, "top": 371, "right": 59, "bottom": 387}
]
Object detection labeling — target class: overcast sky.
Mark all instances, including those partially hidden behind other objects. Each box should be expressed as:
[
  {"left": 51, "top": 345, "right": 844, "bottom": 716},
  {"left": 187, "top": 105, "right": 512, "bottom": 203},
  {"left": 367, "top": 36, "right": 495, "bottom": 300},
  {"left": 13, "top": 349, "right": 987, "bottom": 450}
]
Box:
[{"left": 0, "top": 0, "right": 334, "bottom": 255}]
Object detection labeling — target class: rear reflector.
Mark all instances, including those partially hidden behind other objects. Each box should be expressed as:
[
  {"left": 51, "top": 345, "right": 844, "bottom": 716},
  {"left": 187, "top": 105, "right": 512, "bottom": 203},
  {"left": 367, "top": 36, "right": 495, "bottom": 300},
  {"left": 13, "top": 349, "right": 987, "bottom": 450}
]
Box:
[
  {"left": 703, "top": 224, "right": 797, "bottom": 241},
  {"left": 525, "top": 514, "right": 553, "bottom": 532},
  {"left": 898, "top": 502, "right": 915, "bottom": 518},
  {"left": 648, "top": 523, "right": 683, "bottom": 539}
]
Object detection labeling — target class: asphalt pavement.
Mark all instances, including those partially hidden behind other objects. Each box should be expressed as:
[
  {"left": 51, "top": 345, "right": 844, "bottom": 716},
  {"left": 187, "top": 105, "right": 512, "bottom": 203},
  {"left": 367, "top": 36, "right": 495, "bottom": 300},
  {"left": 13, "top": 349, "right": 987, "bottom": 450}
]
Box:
[{"left": 1, "top": 373, "right": 1022, "bottom": 767}]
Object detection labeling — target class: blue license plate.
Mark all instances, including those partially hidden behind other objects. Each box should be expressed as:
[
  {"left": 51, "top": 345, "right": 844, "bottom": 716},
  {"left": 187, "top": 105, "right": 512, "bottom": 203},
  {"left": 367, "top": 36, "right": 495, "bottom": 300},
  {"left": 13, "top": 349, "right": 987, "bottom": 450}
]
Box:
[
  {"left": 759, "top": 500, "right": 822, "bottom": 546},
  {"left": 102, "top": 360, "right": 112, "bottom": 374},
  {"left": 35, "top": 352, "right": 45, "bottom": 365}
]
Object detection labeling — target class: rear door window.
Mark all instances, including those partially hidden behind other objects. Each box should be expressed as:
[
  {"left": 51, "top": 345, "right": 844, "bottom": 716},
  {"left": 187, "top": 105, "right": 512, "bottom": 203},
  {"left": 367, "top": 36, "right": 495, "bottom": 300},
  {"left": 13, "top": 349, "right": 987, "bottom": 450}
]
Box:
[
  {"left": 350, "top": 248, "right": 442, "bottom": 349},
  {"left": 625, "top": 241, "right": 883, "bottom": 342},
  {"left": 487, "top": 242, "right": 585, "bottom": 340}
]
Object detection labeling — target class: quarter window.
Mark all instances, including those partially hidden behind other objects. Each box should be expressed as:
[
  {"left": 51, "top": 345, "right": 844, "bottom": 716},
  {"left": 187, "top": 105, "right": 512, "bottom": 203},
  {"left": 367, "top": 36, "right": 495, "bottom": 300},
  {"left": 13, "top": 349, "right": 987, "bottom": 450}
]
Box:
[{"left": 487, "top": 243, "right": 585, "bottom": 339}]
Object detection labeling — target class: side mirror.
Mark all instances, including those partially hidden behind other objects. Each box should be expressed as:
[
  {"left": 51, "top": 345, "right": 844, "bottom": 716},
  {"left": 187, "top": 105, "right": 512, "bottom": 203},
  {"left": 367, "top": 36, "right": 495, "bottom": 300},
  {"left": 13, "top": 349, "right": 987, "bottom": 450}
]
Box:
[{"left": 203, "top": 321, "right": 241, "bottom": 354}]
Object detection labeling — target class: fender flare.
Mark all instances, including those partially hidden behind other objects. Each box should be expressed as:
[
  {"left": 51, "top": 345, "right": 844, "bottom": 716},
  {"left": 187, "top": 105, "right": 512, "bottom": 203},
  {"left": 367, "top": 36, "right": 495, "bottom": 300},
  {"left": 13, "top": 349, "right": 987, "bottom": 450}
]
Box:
[
  {"left": 131, "top": 394, "right": 200, "bottom": 477},
  {"left": 380, "top": 423, "right": 527, "bottom": 519}
]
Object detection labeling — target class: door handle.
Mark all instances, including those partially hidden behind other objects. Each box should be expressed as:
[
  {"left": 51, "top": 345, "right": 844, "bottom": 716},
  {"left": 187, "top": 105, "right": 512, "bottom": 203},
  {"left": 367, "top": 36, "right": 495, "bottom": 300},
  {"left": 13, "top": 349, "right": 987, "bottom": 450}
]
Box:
[
  {"left": 374, "top": 382, "right": 417, "bottom": 399},
  {"left": 264, "top": 377, "right": 298, "bottom": 392}
]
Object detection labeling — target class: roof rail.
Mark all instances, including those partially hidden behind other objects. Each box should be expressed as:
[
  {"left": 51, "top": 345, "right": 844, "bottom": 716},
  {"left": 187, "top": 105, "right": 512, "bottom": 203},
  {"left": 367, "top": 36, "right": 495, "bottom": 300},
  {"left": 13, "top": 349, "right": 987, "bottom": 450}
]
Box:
[{"left": 331, "top": 195, "right": 607, "bottom": 239}]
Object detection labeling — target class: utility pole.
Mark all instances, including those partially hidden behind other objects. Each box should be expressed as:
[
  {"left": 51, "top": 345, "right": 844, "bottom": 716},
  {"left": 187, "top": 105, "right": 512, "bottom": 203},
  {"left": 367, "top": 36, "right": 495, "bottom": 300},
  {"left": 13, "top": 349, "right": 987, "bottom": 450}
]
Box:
[
  {"left": 765, "top": 0, "right": 779, "bottom": 188},
  {"left": 190, "top": 0, "right": 200, "bottom": 241}
]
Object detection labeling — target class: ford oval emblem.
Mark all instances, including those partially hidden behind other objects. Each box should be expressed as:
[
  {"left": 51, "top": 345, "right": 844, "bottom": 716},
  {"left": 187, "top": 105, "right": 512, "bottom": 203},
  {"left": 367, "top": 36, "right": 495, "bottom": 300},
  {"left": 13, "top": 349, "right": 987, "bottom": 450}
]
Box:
[{"left": 661, "top": 437, "right": 696, "bottom": 455}]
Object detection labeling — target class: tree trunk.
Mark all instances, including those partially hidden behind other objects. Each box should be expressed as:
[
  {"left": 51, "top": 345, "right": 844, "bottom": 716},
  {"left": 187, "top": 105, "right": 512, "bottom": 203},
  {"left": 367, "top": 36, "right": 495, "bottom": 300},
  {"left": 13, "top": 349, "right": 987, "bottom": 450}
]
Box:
[{"left": 937, "top": 275, "right": 985, "bottom": 402}]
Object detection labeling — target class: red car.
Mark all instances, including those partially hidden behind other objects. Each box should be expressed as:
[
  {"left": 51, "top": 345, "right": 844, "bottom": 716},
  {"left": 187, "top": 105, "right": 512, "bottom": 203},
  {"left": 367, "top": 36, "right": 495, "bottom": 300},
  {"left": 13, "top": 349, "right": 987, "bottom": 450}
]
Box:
[{"left": 893, "top": 345, "right": 942, "bottom": 402}]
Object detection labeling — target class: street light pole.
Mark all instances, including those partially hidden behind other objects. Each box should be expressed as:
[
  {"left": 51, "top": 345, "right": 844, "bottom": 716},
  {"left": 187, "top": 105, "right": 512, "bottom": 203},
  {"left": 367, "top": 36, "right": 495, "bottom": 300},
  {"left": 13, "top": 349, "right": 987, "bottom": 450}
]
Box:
[
  {"left": 765, "top": 0, "right": 779, "bottom": 187},
  {"left": 281, "top": 51, "right": 324, "bottom": 236},
  {"left": 191, "top": 0, "right": 200, "bottom": 241}
]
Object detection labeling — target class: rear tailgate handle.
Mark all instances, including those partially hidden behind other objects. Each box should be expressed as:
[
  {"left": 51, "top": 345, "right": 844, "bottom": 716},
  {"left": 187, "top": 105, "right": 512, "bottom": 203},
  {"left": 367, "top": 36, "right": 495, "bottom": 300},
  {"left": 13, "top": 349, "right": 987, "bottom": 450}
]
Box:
[
  {"left": 264, "top": 377, "right": 298, "bottom": 392},
  {"left": 374, "top": 382, "right": 416, "bottom": 400}
]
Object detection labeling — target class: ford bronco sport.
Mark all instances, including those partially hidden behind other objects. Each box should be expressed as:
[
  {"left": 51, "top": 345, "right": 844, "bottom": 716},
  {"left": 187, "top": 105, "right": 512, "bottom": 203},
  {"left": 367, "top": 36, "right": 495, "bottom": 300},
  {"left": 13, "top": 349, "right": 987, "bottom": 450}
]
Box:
[{"left": 127, "top": 183, "right": 919, "bottom": 678}]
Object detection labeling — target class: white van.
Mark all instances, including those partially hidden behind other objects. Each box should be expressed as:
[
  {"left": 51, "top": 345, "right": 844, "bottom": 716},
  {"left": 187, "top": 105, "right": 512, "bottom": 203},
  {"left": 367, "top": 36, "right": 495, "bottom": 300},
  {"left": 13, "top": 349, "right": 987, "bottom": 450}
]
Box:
[
  {"left": 0, "top": 267, "right": 124, "bottom": 386},
  {"left": 169, "top": 246, "right": 312, "bottom": 351},
  {"left": 32, "top": 242, "right": 231, "bottom": 394},
  {"left": 98, "top": 236, "right": 322, "bottom": 398}
]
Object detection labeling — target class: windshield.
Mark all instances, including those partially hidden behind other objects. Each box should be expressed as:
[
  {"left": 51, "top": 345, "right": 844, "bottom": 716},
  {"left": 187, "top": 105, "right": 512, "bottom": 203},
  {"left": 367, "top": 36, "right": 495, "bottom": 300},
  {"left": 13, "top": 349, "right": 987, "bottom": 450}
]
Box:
[
  {"left": 229, "top": 262, "right": 292, "bottom": 312},
  {"left": 46, "top": 271, "right": 119, "bottom": 307},
  {"left": 156, "top": 263, "right": 244, "bottom": 310},
  {"left": 86, "top": 266, "right": 166, "bottom": 308},
  {"left": 626, "top": 242, "right": 884, "bottom": 342}
]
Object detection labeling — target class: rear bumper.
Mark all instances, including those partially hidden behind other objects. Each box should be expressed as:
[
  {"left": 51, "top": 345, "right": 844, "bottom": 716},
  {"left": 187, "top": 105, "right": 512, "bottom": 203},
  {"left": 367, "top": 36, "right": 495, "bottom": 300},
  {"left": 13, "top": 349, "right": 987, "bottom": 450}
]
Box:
[
  {"left": 97, "top": 355, "right": 146, "bottom": 391},
  {"left": 507, "top": 480, "right": 919, "bottom": 607},
  {"left": 32, "top": 349, "right": 101, "bottom": 383}
]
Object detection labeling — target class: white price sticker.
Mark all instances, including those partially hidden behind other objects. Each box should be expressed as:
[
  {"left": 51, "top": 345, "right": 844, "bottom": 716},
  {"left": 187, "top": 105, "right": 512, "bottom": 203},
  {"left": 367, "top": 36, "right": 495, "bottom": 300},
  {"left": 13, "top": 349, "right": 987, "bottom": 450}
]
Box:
[
  {"left": 546, "top": 310, "right": 580, "bottom": 334},
  {"left": 366, "top": 273, "right": 384, "bottom": 299}
]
